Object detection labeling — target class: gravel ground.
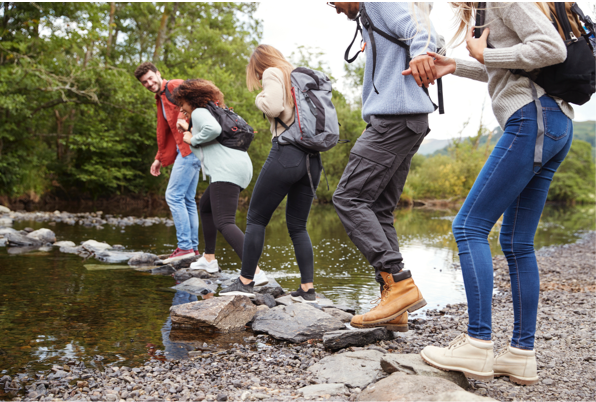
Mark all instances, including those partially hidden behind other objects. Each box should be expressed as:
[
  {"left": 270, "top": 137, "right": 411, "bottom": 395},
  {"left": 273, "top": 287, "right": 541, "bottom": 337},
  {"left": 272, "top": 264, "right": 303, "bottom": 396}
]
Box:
[{"left": 4, "top": 232, "right": 594, "bottom": 402}]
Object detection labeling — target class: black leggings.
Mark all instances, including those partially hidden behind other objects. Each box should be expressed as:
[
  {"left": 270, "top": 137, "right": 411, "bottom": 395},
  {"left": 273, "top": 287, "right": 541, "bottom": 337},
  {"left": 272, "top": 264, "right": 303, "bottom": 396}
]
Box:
[
  {"left": 199, "top": 182, "right": 244, "bottom": 259},
  {"left": 240, "top": 138, "right": 321, "bottom": 283}
]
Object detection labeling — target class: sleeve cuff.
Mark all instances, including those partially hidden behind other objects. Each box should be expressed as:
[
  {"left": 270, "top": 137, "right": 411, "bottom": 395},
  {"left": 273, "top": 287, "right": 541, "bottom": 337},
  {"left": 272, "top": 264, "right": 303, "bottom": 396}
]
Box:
[{"left": 454, "top": 58, "right": 489, "bottom": 82}]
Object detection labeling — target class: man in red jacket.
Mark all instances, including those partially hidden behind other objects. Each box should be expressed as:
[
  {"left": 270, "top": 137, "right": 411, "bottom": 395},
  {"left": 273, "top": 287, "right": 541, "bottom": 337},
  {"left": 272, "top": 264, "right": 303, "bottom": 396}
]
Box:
[{"left": 135, "top": 62, "right": 202, "bottom": 264}]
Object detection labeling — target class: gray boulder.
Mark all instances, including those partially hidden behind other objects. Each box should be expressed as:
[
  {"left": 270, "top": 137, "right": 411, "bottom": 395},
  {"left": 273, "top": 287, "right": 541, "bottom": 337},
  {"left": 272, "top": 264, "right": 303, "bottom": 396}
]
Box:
[
  {"left": 0, "top": 228, "right": 17, "bottom": 236},
  {"left": 357, "top": 372, "right": 496, "bottom": 401},
  {"left": 174, "top": 268, "right": 225, "bottom": 282},
  {"left": 95, "top": 250, "right": 138, "bottom": 263},
  {"left": 253, "top": 293, "right": 276, "bottom": 308},
  {"left": 323, "top": 327, "right": 394, "bottom": 351},
  {"left": 150, "top": 265, "right": 176, "bottom": 275},
  {"left": 275, "top": 295, "right": 334, "bottom": 307},
  {"left": 381, "top": 354, "right": 469, "bottom": 390},
  {"left": 128, "top": 252, "right": 159, "bottom": 266},
  {"left": 254, "top": 278, "right": 284, "bottom": 298},
  {"left": 0, "top": 217, "right": 12, "bottom": 227},
  {"left": 0, "top": 205, "right": 10, "bottom": 214},
  {"left": 172, "top": 278, "right": 218, "bottom": 296},
  {"left": 252, "top": 304, "right": 345, "bottom": 343},
  {"left": 308, "top": 350, "right": 385, "bottom": 389},
  {"left": 54, "top": 241, "right": 76, "bottom": 248},
  {"left": 6, "top": 232, "right": 42, "bottom": 247},
  {"left": 323, "top": 307, "right": 353, "bottom": 323},
  {"left": 60, "top": 245, "right": 85, "bottom": 255},
  {"left": 170, "top": 295, "right": 256, "bottom": 332},
  {"left": 298, "top": 384, "right": 348, "bottom": 398},
  {"left": 81, "top": 240, "right": 111, "bottom": 253},
  {"left": 26, "top": 228, "right": 56, "bottom": 244}
]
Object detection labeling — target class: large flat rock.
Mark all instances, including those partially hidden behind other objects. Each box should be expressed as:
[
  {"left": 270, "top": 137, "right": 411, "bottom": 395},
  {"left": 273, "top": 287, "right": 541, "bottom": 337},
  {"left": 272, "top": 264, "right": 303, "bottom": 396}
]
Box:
[
  {"left": 170, "top": 295, "right": 256, "bottom": 332},
  {"left": 6, "top": 232, "right": 42, "bottom": 247},
  {"left": 308, "top": 350, "right": 385, "bottom": 389},
  {"left": 26, "top": 228, "right": 56, "bottom": 244},
  {"left": 253, "top": 277, "right": 284, "bottom": 298},
  {"left": 81, "top": 240, "right": 112, "bottom": 253},
  {"left": 174, "top": 268, "right": 224, "bottom": 282},
  {"left": 128, "top": 252, "right": 159, "bottom": 266},
  {"left": 358, "top": 372, "right": 496, "bottom": 401},
  {"left": 298, "top": 383, "right": 348, "bottom": 398},
  {"left": 323, "top": 327, "right": 394, "bottom": 351},
  {"left": 252, "top": 304, "right": 345, "bottom": 343},
  {"left": 173, "top": 278, "right": 218, "bottom": 296},
  {"left": 381, "top": 353, "right": 469, "bottom": 390},
  {"left": 323, "top": 307, "right": 353, "bottom": 322}
]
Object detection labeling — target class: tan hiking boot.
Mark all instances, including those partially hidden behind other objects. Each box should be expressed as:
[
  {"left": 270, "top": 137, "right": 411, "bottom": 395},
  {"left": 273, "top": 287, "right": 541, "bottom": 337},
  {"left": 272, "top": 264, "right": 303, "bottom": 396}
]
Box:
[
  {"left": 494, "top": 345, "right": 539, "bottom": 385},
  {"left": 354, "top": 270, "right": 426, "bottom": 326},
  {"left": 420, "top": 333, "right": 494, "bottom": 381},
  {"left": 351, "top": 311, "right": 409, "bottom": 332}
]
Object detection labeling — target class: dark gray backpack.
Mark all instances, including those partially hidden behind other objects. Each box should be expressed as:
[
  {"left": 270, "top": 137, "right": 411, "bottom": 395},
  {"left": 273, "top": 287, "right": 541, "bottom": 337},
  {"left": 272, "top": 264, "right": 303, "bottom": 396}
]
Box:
[{"left": 276, "top": 67, "right": 341, "bottom": 196}]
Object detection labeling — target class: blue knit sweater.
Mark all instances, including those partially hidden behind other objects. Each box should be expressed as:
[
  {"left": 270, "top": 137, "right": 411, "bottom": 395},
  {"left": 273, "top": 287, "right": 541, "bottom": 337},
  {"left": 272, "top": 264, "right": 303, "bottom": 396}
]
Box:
[{"left": 361, "top": 2, "right": 437, "bottom": 122}]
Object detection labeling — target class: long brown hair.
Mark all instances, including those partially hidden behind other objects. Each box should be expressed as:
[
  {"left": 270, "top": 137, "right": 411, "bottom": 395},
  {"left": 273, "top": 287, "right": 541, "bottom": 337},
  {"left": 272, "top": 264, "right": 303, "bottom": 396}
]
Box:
[
  {"left": 172, "top": 79, "right": 225, "bottom": 109},
  {"left": 447, "top": 3, "right": 551, "bottom": 49},
  {"left": 246, "top": 44, "right": 294, "bottom": 107}
]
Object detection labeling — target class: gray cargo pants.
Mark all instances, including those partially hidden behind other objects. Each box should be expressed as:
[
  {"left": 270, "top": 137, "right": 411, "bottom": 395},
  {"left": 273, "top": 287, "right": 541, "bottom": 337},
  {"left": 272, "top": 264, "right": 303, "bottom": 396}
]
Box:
[{"left": 332, "top": 114, "right": 429, "bottom": 285}]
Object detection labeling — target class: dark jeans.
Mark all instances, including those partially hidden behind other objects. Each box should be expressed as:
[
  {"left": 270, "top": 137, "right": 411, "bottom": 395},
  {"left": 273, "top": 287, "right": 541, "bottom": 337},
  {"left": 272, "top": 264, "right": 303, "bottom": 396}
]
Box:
[
  {"left": 240, "top": 138, "right": 322, "bottom": 283},
  {"left": 333, "top": 114, "right": 429, "bottom": 285},
  {"left": 199, "top": 182, "right": 244, "bottom": 259},
  {"left": 452, "top": 96, "right": 572, "bottom": 349}
]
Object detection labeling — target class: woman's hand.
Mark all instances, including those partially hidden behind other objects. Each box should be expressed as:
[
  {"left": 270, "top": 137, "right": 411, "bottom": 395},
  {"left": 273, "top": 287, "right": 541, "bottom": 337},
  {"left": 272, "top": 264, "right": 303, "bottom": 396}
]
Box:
[
  {"left": 183, "top": 131, "right": 193, "bottom": 145},
  {"left": 177, "top": 119, "right": 189, "bottom": 133},
  {"left": 402, "top": 54, "right": 437, "bottom": 88},
  {"left": 425, "top": 51, "right": 457, "bottom": 79},
  {"left": 466, "top": 26, "right": 489, "bottom": 64}
]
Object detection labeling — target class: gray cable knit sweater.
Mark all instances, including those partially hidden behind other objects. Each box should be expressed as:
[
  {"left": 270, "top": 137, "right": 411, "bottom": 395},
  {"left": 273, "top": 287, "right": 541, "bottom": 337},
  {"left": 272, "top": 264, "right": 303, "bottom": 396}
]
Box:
[{"left": 453, "top": 2, "right": 574, "bottom": 128}]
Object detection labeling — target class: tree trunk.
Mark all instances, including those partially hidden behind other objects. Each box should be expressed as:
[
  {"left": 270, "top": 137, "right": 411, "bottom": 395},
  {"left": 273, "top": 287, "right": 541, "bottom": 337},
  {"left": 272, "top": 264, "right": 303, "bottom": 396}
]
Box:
[
  {"left": 83, "top": 41, "right": 95, "bottom": 67},
  {"left": 163, "top": 2, "right": 179, "bottom": 65},
  {"left": 153, "top": 4, "right": 169, "bottom": 62},
  {"left": 106, "top": 2, "right": 116, "bottom": 57},
  {"left": 54, "top": 110, "right": 68, "bottom": 161}
]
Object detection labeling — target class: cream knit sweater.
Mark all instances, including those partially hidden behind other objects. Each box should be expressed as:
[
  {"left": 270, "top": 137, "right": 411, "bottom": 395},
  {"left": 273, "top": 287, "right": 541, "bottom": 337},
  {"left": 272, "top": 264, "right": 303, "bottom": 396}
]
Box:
[
  {"left": 453, "top": 2, "right": 574, "bottom": 128},
  {"left": 255, "top": 67, "right": 295, "bottom": 138}
]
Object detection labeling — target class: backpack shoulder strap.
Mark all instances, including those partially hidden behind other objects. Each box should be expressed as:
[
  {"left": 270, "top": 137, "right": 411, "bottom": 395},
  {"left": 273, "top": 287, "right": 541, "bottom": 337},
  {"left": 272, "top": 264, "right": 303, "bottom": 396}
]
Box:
[{"left": 164, "top": 80, "right": 176, "bottom": 104}]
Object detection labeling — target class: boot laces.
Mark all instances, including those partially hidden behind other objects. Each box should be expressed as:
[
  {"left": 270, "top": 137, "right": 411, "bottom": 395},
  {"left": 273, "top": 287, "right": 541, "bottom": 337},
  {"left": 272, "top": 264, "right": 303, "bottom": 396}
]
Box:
[
  {"left": 369, "top": 284, "right": 391, "bottom": 311},
  {"left": 447, "top": 333, "right": 467, "bottom": 350}
]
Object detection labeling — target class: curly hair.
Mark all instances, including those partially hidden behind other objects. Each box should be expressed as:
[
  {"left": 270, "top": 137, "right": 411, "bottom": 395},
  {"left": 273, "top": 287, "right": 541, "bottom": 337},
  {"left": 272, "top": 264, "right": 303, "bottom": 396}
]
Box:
[
  {"left": 172, "top": 79, "right": 226, "bottom": 109},
  {"left": 134, "top": 62, "right": 158, "bottom": 81}
]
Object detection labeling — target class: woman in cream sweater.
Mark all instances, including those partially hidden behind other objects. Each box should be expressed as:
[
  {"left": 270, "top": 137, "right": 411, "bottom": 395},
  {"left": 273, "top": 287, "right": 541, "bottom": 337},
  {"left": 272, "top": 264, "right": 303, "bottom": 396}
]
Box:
[
  {"left": 220, "top": 45, "right": 322, "bottom": 303},
  {"left": 415, "top": 2, "right": 574, "bottom": 385}
]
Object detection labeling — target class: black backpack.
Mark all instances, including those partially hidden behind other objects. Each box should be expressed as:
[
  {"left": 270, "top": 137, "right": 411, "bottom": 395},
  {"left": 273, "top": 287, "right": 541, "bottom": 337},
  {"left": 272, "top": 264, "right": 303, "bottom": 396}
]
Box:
[
  {"left": 165, "top": 83, "right": 254, "bottom": 152},
  {"left": 344, "top": 3, "right": 445, "bottom": 114},
  {"left": 475, "top": 2, "right": 596, "bottom": 170}
]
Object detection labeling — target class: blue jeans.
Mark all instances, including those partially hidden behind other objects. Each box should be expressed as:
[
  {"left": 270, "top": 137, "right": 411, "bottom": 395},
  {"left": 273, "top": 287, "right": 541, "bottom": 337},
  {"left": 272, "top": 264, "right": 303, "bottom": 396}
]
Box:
[
  {"left": 165, "top": 151, "right": 201, "bottom": 250},
  {"left": 452, "top": 96, "right": 573, "bottom": 350}
]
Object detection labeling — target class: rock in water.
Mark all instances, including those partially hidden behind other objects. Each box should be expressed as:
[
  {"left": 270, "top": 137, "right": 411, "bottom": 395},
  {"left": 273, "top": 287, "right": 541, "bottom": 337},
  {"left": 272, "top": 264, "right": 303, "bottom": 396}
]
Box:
[
  {"left": 81, "top": 240, "right": 112, "bottom": 253},
  {"left": 170, "top": 296, "right": 256, "bottom": 332},
  {"left": 54, "top": 241, "right": 76, "bottom": 248},
  {"left": 95, "top": 250, "right": 139, "bottom": 263},
  {"left": 0, "top": 217, "right": 12, "bottom": 227},
  {"left": 172, "top": 278, "right": 218, "bottom": 296},
  {"left": 357, "top": 372, "right": 497, "bottom": 401},
  {"left": 128, "top": 252, "right": 159, "bottom": 266},
  {"left": 380, "top": 353, "right": 469, "bottom": 390},
  {"left": 27, "top": 228, "right": 56, "bottom": 244},
  {"left": 253, "top": 293, "right": 276, "bottom": 308},
  {"left": 0, "top": 205, "right": 11, "bottom": 214},
  {"left": 308, "top": 350, "right": 385, "bottom": 389},
  {"left": 252, "top": 304, "right": 345, "bottom": 343},
  {"left": 253, "top": 278, "right": 284, "bottom": 298},
  {"left": 174, "top": 268, "right": 224, "bottom": 282},
  {"left": 5, "top": 232, "right": 42, "bottom": 247},
  {"left": 323, "top": 327, "right": 394, "bottom": 351}
]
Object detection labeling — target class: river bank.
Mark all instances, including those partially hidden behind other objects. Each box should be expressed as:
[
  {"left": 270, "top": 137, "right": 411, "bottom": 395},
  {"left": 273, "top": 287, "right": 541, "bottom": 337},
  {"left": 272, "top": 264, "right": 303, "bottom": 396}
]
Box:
[{"left": 2, "top": 231, "right": 593, "bottom": 402}]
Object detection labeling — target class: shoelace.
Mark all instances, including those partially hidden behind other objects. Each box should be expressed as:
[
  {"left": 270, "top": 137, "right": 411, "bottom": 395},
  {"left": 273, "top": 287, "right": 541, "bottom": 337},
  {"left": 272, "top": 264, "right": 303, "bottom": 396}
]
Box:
[
  {"left": 369, "top": 284, "right": 391, "bottom": 310},
  {"left": 447, "top": 333, "right": 468, "bottom": 350}
]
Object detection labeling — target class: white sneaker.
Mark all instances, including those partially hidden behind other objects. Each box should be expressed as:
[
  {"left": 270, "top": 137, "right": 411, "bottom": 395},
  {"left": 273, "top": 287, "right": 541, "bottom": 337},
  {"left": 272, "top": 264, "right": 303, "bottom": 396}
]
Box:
[
  {"left": 253, "top": 270, "right": 269, "bottom": 286},
  {"left": 494, "top": 344, "right": 539, "bottom": 385},
  {"left": 189, "top": 255, "right": 219, "bottom": 273},
  {"left": 420, "top": 333, "right": 494, "bottom": 381}
]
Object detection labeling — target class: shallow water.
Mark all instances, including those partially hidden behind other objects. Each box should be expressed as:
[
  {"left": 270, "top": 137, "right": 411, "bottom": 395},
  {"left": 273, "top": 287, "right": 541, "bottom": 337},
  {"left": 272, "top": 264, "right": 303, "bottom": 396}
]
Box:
[{"left": 0, "top": 203, "right": 593, "bottom": 374}]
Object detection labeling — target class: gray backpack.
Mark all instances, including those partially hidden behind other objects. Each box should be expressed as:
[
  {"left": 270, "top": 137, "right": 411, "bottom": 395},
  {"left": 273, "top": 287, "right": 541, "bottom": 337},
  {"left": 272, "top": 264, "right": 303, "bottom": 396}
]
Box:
[{"left": 276, "top": 67, "right": 341, "bottom": 196}]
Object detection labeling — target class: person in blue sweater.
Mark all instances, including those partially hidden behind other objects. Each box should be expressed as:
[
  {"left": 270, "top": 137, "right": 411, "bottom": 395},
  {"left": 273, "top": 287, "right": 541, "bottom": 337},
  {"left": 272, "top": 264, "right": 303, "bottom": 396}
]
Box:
[
  {"left": 173, "top": 79, "right": 269, "bottom": 286},
  {"left": 330, "top": 2, "right": 438, "bottom": 329}
]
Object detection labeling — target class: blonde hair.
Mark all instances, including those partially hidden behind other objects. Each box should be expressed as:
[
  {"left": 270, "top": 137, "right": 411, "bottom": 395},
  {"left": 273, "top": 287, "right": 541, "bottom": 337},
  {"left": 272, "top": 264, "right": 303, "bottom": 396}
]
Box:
[
  {"left": 447, "top": 3, "right": 551, "bottom": 49},
  {"left": 246, "top": 44, "right": 294, "bottom": 107},
  {"left": 408, "top": 3, "right": 434, "bottom": 54}
]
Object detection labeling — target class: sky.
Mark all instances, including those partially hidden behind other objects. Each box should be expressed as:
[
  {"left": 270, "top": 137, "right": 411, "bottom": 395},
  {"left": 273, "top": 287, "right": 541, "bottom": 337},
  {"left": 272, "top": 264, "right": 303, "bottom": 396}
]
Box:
[{"left": 254, "top": 1, "right": 596, "bottom": 141}]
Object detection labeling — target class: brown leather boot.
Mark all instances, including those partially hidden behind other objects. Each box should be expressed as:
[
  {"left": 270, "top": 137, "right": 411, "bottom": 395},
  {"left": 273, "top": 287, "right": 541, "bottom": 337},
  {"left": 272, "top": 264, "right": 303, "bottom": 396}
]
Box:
[
  {"left": 355, "top": 270, "right": 426, "bottom": 326},
  {"left": 351, "top": 311, "right": 409, "bottom": 332}
]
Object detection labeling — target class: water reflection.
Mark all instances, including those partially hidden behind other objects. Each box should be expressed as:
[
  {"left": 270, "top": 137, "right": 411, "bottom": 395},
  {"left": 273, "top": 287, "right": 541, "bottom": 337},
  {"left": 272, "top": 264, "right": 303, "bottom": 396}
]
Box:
[{"left": 0, "top": 203, "right": 593, "bottom": 374}]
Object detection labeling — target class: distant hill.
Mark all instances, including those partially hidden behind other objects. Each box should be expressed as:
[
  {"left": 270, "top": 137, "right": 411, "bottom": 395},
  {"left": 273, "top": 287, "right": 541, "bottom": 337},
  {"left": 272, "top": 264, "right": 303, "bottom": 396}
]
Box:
[{"left": 420, "top": 121, "right": 595, "bottom": 156}]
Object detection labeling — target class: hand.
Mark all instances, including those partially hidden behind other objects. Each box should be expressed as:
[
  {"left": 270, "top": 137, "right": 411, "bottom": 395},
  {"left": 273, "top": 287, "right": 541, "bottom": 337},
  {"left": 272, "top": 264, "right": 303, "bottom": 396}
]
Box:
[
  {"left": 402, "top": 54, "right": 437, "bottom": 88},
  {"left": 466, "top": 26, "right": 489, "bottom": 64},
  {"left": 150, "top": 159, "right": 162, "bottom": 177},
  {"left": 176, "top": 119, "right": 189, "bottom": 133},
  {"left": 425, "top": 51, "right": 456, "bottom": 79},
  {"left": 183, "top": 131, "right": 193, "bottom": 145}
]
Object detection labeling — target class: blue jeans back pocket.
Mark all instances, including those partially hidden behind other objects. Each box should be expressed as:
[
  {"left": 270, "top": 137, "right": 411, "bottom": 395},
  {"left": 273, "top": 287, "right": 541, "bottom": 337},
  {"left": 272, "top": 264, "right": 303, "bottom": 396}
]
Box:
[{"left": 543, "top": 107, "right": 571, "bottom": 141}]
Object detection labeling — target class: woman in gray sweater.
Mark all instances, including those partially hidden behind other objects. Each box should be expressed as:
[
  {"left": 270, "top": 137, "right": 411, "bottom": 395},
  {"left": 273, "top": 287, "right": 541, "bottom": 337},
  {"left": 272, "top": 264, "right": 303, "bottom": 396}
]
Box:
[{"left": 413, "top": 2, "right": 574, "bottom": 385}]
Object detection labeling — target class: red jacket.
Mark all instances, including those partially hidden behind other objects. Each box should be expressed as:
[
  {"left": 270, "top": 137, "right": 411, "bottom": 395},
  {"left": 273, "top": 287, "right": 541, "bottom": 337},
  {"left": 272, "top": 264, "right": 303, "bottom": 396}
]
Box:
[{"left": 154, "top": 79, "right": 192, "bottom": 167}]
